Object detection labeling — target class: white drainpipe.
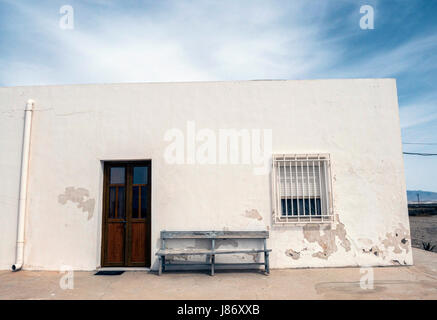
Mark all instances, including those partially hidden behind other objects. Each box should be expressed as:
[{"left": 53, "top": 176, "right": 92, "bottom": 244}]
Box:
[{"left": 12, "top": 99, "right": 34, "bottom": 271}]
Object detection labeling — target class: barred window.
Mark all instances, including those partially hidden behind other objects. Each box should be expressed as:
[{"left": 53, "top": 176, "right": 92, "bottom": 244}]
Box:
[{"left": 272, "top": 154, "right": 333, "bottom": 224}]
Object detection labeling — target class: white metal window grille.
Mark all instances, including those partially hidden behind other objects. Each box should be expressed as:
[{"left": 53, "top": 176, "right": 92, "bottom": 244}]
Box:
[{"left": 272, "top": 154, "right": 333, "bottom": 224}]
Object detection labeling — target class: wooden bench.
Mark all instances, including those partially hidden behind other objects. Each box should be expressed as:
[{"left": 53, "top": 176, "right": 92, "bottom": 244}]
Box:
[{"left": 156, "top": 231, "right": 271, "bottom": 276}]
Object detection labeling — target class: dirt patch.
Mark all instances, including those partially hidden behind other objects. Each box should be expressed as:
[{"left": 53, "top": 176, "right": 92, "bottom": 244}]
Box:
[{"left": 409, "top": 215, "right": 437, "bottom": 253}]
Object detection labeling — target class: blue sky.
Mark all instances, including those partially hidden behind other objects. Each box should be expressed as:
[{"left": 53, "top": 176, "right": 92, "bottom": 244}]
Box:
[{"left": 0, "top": 0, "right": 436, "bottom": 191}]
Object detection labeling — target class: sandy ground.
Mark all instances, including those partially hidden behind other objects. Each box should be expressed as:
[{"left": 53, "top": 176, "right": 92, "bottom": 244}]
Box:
[
  {"left": 409, "top": 215, "right": 437, "bottom": 253},
  {"left": 0, "top": 248, "right": 436, "bottom": 300}
]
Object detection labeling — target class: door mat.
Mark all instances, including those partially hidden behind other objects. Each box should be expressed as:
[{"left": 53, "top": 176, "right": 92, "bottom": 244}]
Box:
[{"left": 94, "top": 271, "right": 125, "bottom": 276}]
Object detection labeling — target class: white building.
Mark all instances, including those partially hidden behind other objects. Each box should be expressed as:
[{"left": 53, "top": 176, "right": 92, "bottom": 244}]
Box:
[{"left": 0, "top": 79, "right": 413, "bottom": 271}]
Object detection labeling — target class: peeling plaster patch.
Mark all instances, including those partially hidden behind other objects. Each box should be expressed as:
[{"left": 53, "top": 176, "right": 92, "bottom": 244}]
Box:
[
  {"left": 215, "top": 239, "right": 239, "bottom": 248},
  {"left": 58, "top": 187, "right": 95, "bottom": 220},
  {"left": 285, "top": 249, "right": 301, "bottom": 260},
  {"left": 240, "top": 253, "right": 257, "bottom": 263},
  {"left": 358, "top": 238, "right": 373, "bottom": 247},
  {"left": 243, "top": 209, "right": 263, "bottom": 221},
  {"left": 381, "top": 224, "right": 410, "bottom": 254},
  {"left": 362, "top": 224, "right": 411, "bottom": 260},
  {"left": 247, "top": 253, "right": 258, "bottom": 262},
  {"left": 194, "top": 239, "right": 211, "bottom": 249},
  {"left": 166, "top": 255, "right": 189, "bottom": 262},
  {"left": 362, "top": 246, "right": 382, "bottom": 257},
  {"left": 194, "top": 238, "right": 239, "bottom": 249},
  {"left": 302, "top": 214, "right": 351, "bottom": 260}
]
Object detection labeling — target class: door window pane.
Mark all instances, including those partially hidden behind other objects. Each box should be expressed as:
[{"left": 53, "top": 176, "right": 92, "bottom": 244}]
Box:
[
  {"left": 117, "top": 187, "right": 125, "bottom": 218},
  {"left": 141, "top": 187, "right": 147, "bottom": 218},
  {"left": 133, "top": 167, "right": 148, "bottom": 184},
  {"left": 109, "top": 187, "right": 116, "bottom": 218},
  {"left": 132, "top": 186, "right": 139, "bottom": 218},
  {"left": 110, "top": 167, "right": 125, "bottom": 184}
]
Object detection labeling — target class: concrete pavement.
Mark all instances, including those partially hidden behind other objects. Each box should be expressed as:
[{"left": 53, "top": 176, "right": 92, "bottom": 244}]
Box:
[{"left": 0, "top": 248, "right": 436, "bottom": 300}]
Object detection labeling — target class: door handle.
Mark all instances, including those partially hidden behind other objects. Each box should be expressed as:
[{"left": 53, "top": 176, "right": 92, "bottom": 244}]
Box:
[{"left": 120, "top": 220, "right": 127, "bottom": 230}]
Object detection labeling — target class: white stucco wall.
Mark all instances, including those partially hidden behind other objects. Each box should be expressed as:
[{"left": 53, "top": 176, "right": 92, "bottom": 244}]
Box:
[{"left": 0, "top": 79, "right": 412, "bottom": 270}]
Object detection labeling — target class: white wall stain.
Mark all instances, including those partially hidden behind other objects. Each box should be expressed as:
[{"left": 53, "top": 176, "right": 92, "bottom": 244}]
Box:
[{"left": 58, "top": 187, "right": 95, "bottom": 220}]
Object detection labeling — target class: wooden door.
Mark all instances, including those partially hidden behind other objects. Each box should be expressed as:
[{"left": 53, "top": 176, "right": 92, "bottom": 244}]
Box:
[{"left": 101, "top": 161, "right": 151, "bottom": 267}]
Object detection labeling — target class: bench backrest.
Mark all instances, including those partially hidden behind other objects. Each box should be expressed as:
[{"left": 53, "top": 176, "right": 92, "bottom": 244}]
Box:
[{"left": 161, "top": 230, "right": 269, "bottom": 239}]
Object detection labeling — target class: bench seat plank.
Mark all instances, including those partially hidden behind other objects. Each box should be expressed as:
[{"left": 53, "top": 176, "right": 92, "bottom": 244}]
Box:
[
  {"left": 164, "top": 262, "right": 266, "bottom": 267},
  {"left": 156, "top": 248, "right": 212, "bottom": 256},
  {"left": 161, "top": 230, "right": 269, "bottom": 239},
  {"left": 214, "top": 248, "right": 272, "bottom": 254},
  {"left": 156, "top": 248, "right": 272, "bottom": 256}
]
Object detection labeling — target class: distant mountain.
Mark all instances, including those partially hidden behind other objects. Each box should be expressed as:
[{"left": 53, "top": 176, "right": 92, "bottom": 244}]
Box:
[{"left": 407, "top": 190, "right": 437, "bottom": 203}]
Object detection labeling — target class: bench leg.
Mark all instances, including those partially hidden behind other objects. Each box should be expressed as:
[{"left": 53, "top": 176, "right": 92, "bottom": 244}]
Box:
[
  {"left": 211, "top": 254, "right": 215, "bottom": 276},
  {"left": 158, "top": 256, "right": 162, "bottom": 276},
  {"left": 264, "top": 252, "right": 270, "bottom": 275},
  {"left": 162, "top": 256, "right": 166, "bottom": 272}
]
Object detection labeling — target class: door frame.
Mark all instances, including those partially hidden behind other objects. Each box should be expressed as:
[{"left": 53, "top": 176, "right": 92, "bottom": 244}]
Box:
[{"left": 100, "top": 160, "right": 152, "bottom": 268}]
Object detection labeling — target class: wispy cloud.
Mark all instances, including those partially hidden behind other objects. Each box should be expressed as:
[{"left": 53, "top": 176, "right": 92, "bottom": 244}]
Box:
[
  {"left": 0, "top": 0, "right": 345, "bottom": 84},
  {"left": 400, "top": 97, "right": 437, "bottom": 129},
  {"left": 0, "top": 0, "right": 437, "bottom": 189},
  {"left": 334, "top": 33, "right": 437, "bottom": 78}
]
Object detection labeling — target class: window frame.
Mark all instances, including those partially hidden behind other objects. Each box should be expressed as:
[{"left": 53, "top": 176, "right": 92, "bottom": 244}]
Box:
[{"left": 272, "top": 153, "right": 334, "bottom": 224}]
